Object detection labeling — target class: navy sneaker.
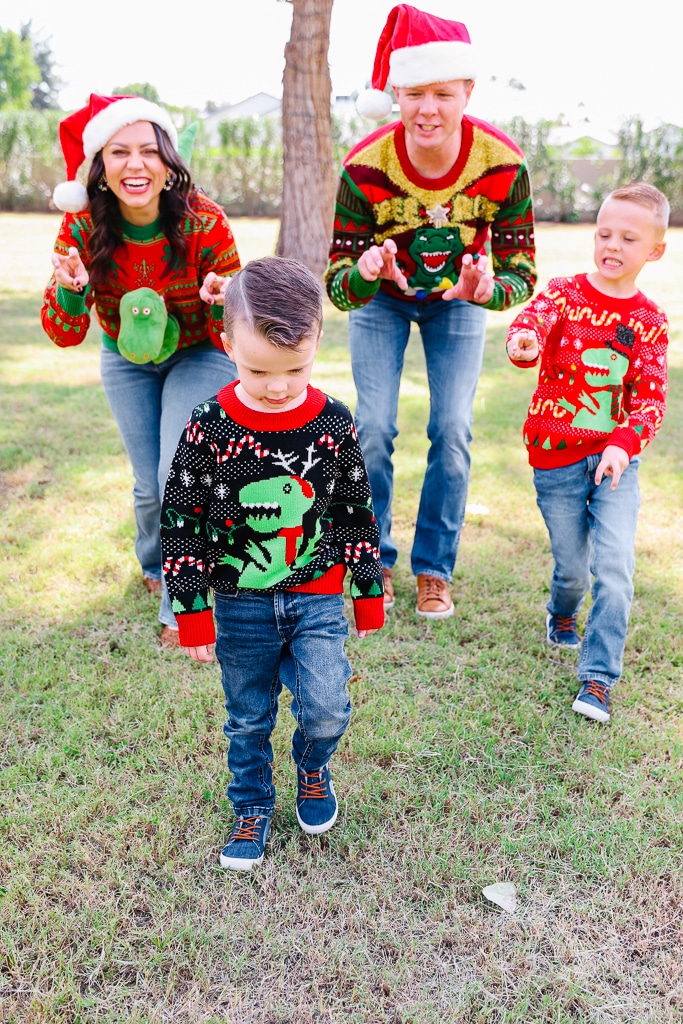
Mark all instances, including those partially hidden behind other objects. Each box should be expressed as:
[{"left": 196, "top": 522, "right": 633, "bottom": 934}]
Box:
[
  {"left": 572, "top": 680, "right": 611, "bottom": 723},
  {"left": 296, "top": 763, "right": 338, "bottom": 835},
  {"left": 219, "top": 815, "right": 270, "bottom": 870},
  {"left": 546, "top": 613, "right": 580, "bottom": 649}
]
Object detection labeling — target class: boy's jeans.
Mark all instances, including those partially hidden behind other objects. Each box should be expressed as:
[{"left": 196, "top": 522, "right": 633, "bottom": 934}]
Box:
[
  {"left": 214, "top": 590, "right": 352, "bottom": 819},
  {"left": 349, "top": 289, "right": 487, "bottom": 582},
  {"left": 533, "top": 454, "right": 640, "bottom": 687}
]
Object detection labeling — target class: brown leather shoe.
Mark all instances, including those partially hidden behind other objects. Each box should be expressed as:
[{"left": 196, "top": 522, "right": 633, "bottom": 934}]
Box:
[
  {"left": 160, "top": 625, "right": 180, "bottom": 648},
  {"left": 143, "top": 576, "right": 162, "bottom": 595},
  {"left": 416, "top": 574, "right": 454, "bottom": 619},
  {"left": 382, "top": 567, "right": 395, "bottom": 610}
]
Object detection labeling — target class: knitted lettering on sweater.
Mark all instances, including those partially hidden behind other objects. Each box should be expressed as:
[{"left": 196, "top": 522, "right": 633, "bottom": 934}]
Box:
[
  {"left": 161, "top": 383, "right": 385, "bottom": 647},
  {"left": 507, "top": 274, "right": 668, "bottom": 469},
  {"left": 325, "top": 116, "right": 536, "bottom": 313},
  {"left": 41, "top": 190, "right": 240, "bottom": 352}
]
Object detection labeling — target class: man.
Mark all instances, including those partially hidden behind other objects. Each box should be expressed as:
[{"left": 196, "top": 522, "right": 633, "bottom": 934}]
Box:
[{"left": 325, "top": 4, "right": 536, "bottom": 618}]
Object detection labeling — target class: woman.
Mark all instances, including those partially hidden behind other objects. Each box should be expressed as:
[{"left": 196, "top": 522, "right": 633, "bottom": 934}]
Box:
[{"left": 41, "top": 94, "right": 240, "bottom": 646}]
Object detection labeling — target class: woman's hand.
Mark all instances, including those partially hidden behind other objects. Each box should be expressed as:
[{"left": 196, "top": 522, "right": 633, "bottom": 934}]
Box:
[
  {"left": 200, "top": 272, "right": 229, "bottom": 305},
  {"left": 51, "top": 246, "right": 89, "bottom": 292}
]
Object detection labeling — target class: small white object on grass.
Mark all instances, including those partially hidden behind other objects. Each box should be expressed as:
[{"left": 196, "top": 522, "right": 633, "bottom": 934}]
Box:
[
  {"left": 482, "top": 882, "right": 517, "bottom": 913},
  {"left": 465, "top": 503, "right": 490, "bottom": 515}
]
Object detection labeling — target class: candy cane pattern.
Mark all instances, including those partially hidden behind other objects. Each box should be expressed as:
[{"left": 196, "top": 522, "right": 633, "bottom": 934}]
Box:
[
  {"left": 210, "top": 434, "right": 271, "bottom": 462},
  {"left": 318, "top": 434, "right": 341, "bottom": 457},
  {"left": 186, "top": 420, "right": 204, "bottom": 445},
  {"left": 163, "top": 554, "right": 206, "bottom": 577},
  {"left": 351, "top": 541, "right": 379, "bottom": 563}
]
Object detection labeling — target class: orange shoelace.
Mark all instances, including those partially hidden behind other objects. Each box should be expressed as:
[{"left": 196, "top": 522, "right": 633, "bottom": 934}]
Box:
[
  {"left": 299, "top": 770, "right": 328, "bottom": 800},
  {"left": 554, "top": 615, "right": 577, "bottom": 631},
  {"left": 582, "top": 680, "right": 609, "bottom": 705},
  {"left": 230, "top": 816, "right": 264, "bottom": 842}
]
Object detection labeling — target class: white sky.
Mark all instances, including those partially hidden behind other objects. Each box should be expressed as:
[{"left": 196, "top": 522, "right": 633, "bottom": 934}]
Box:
[{"left": 3, "top": 0, "right": 678, "bottom": 138}]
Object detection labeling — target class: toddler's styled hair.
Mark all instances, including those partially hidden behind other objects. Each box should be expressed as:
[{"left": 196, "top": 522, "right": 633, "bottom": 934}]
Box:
[
  {"left": 223, "top": 256, "right": 323, "bottom": 348},
  {"left": 604, "top": 182, "right": 670, "bottom": 236}
]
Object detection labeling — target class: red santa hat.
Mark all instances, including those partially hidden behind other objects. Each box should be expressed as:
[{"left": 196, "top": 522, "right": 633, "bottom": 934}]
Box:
[
  {"left": 357, "top": 5, "right": 477, "bottom": 120},
  {"left": 53, "top": 94, "right": 179, "bottom": 214}
]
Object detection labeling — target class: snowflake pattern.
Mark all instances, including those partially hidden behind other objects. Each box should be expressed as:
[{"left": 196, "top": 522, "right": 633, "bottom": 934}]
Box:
[
  {"left": 201, "top": 474, "right": 213, "bottom": 487},
  {"left": 348, "top": 465, "right": 364, "bottom": 482},
  {"left": 214, "top": 482, "right": 230, "bottom": 500},
  {"left": 180, "top": 468, "right": 195, "bottom": 488}
]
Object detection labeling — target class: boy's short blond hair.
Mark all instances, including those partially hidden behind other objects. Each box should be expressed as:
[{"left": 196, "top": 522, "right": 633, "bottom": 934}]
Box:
[{"left": 603, "top": 182, "right": 670, "bottom": 237}]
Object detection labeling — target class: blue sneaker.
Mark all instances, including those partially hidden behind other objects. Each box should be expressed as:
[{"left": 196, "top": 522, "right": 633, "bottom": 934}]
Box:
[
  {"left": 546, "top": 613, "right": 580, "bottom": 649},
  {"left": 572, "top": 680, "right": 611, "bottom": 723},
  {"left": 219, "top": 815, "right": 270, "bottom": 870},
  {"left": 296, "top": 763, "right": 338, "bottom": 835}
]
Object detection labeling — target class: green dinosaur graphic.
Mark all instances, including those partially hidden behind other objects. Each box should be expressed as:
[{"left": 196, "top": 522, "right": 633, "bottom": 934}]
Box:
[
  {"left": 557, "top": 347, "right": 629, "bottom": 430},
  {"left": 118, "top": 288, "right": 179, "bottom": 364},
  {"left": 219, "top": 475, "right": 322, "bottom": 587},
  {"left": 407, "top": 226, "right": 464, "bottom": 292}
]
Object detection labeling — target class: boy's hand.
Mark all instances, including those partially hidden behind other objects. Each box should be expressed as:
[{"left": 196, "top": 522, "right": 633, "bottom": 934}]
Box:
[
  {"left": 442, "top": 253, "right": 494, "bottom": 305},
  {"left": 507, "top": 329, "right": 539, "bottom": 361},
  {"left": 51, "top": 246, "right": 89, "bottom": 292},
  {"left": 200, "top": 272, "right": 229, "bottom": 305},
  {"left": 356, "top": 627, "right": 380, "bottom": 638},
  {"left": 357, "top": 239, "right": 408, "bottom": 290},
  {"left": 595, "top": 445, "right": 630, "bottom": 490},
  {"left": 183, "top": 643, "right": 215, "bottom": 662}
]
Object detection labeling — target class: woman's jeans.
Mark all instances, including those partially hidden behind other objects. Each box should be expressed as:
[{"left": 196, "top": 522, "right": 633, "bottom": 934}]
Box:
[
  {"left": 214, "top": 591, "right": 352, "bottom": 819},
  {"left": 349, "top": 289, "right": 487, "bottom": 581},
  {"left": 533, "top": 454, "right": 641, "bottom": 687},
  {"left": 100, "top": 342, "right": 236, "bottom": 627}
]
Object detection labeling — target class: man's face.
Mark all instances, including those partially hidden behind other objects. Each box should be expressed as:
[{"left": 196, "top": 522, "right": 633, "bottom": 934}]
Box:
[{"left": 394, "top": 79, "right": 474, "bottom": 154}]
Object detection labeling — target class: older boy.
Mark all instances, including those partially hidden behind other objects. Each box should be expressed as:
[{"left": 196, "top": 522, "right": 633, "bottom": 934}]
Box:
[
  {"left": 507, "top": 183, "right": 669, "bottom": 722},
  {"left": 161, "top": 257, "right": 384, "bottom": 869}
]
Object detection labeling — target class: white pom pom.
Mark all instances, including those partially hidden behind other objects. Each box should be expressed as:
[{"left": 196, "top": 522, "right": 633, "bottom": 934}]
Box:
[
  {"left": 53, "top": 180, "right": 89, "bottom": 213},
  {"left": 356, "top": 89, "right": 393, "bottom": 120}
]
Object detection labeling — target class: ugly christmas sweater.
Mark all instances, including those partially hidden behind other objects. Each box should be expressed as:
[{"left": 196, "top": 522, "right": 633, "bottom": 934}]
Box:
[
  {"left": 41, "top": 190, "right": 240, "bottom": 353},
  {"left": 507, "top": 274, "right": 668, "bottom": 470},
  {"left": 160, "top": 383, "right": 385, "bottom": 647},
  {"left": 325, "top": 116, "right": 537, "bottom": 312}
]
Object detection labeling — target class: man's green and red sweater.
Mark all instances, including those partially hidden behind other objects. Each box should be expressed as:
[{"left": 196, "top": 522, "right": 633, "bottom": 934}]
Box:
[
  {"left": 507, "top": 274, "right": 669, "bottom": 469},
  {"left": 161, "top": 383, "right": 385, "bottom": 647},
  {"left": 41, "top": 190, "right": 241, "bottom": 352},
  {"left": 325, "top": 116, "right": 537, "bottom": 312}
]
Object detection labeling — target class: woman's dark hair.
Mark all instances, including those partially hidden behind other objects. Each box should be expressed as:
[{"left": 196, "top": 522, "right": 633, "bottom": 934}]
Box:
[{"left": 86, "top": 122, "right": 195, "bottom": 291}]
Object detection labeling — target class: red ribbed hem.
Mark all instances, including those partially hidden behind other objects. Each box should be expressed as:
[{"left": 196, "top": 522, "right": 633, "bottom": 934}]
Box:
[
  {"left": 287, "top": 564, "right": 346, "bottom": 594},
  {"left": 353, "top": 597, "right": 385, "bottom": 631},
  {"left": 176, "top": 609, "right": 216, "bottom": 647}
]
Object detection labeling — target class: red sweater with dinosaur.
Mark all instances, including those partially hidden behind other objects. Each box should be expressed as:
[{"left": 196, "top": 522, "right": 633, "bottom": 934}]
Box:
[
  {"left": 41, "top": 190, "right": 240, "bottom": 353},
  {"left": 507, "top": 274, "right": 668, "bottom": 470}
]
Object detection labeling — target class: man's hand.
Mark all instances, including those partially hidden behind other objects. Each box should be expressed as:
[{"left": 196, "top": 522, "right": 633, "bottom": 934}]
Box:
[
  {"left": 184, "top": 644, "right": 215, "bottom": 662},
  {"left": 595, "top": 445, "right": 630, "bottom": 490},
  {"left": 357, "top": 239, "right": 408, "bottom": 290},
  {"left": 51, "top": 246, "right": 89, "bottom": 292},
  {"left": 507, "top": 329, "right": 539, "bottom": 361},
  {"left": 200, "top": 272, "right": 229, "bottom": 305},
  {"left": 442, "top": 253, "right": 494, "bottom": 305}
]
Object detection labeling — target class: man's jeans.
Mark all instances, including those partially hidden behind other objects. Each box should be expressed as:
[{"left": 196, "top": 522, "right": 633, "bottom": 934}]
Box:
[
  {"left": 101, "top": 342, "right": 236, "bottom": 627},
  {"left": 349, "top": 289, "right": 487, "bottom": 580},
  {"left": 214, "top": 591, "right": 352, "bottom": 819},
  {"left": 533, "top": 454, "right": 641, "bottom": 687}
]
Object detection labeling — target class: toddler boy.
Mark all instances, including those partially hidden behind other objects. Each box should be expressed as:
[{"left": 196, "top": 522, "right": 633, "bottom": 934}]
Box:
[
  {"left": 507, "top": 183, "right": 669, "bottom": 722},
  {"left": 161, "top": 257, "right": 384, "bottom": 868}
]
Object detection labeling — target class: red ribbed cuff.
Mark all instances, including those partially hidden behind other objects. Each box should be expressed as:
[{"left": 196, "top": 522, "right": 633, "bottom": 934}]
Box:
[
  {"left": 608, "top": 427, "right": 640, "bottom": 460},
  {"left": 353, "top": 597, "right": 385, "bottom": 631},
  {"left": 176, "top": 609, "right": 216, "bottom": 647}
]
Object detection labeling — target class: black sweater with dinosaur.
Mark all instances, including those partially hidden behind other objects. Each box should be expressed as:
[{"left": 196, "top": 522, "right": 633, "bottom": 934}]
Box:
[{"left": 161, "top": 382, "right": 385, "bottom": 646}]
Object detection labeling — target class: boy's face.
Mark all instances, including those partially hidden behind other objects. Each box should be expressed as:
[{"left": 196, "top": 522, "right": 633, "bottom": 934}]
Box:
[
  {"left": 222, "top": 323, "right": 320, "bottom": 411},
  {"left": 593, "top": 198, "right": 666, "bottom": 290}
]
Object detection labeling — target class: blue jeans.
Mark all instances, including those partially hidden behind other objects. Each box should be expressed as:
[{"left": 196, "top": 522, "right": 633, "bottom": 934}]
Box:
[
  {"left": 214, "top": 590, "right": 352, "bottom": 818},
  {"left": 349, "top": 289, "right": 487, "bottom": 580},
  {"left": 100, "top": 341, "right": 236, "bottom": 626},
  {"left": 533, "top": 454, "right": 641, "bottom": 687}
]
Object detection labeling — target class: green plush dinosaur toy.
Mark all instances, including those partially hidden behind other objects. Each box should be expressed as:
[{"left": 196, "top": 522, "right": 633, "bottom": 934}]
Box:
[{"left": 118, "top": 288, "right": 180, "bottom": 364}]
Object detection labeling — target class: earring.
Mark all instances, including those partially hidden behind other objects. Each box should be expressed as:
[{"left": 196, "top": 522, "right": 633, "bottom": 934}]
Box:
[
  {"left": 97, "top": 175, "right": 109, "bottom": 192},
  {"left": 163, "top": 171, "right": 175, "bottom": 191}
]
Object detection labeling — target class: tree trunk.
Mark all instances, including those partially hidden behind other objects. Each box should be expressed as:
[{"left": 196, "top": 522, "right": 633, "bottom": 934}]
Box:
[{"left": 276, "top": 0, "right": 335, "bottom": 280}]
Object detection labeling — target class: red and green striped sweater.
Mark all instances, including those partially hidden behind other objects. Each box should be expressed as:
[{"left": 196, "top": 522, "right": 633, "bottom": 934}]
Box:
[
  {"left": 507, "top": 274, "right": 669, "bottom": 470},
  {"left": 41, "top": 190, "right": 241, "bottom": 353},
  {"left": 325, "top": 115, "right": 536, "bottom": 312}
]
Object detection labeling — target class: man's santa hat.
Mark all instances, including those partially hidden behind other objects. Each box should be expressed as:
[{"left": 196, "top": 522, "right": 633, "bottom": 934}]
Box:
[
  {"left": 53, "top": 94, "right": 178, "bottom": 214},
  {"left": 357, "top": 5, "right": 477, "bottom": 120}
]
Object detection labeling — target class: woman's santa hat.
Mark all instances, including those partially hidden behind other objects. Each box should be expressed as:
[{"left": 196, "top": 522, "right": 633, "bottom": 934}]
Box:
[
  {"left": 357, "top": 5, "right": 477, "bottom": 120},
  {"left": 53, "top": 94, "right": 179, "bottom": 214}
]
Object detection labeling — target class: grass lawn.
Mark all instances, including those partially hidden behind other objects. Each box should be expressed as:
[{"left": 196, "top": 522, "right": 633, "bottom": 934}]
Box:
[{"left": 1, "top": 214, "right": 682, "bottom": 1023}]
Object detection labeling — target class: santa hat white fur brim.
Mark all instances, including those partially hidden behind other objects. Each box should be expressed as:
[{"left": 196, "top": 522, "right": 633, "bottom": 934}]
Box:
[
  {"left": 83, "top": 97, "right": 178, "bottom": 158},
  {"left": 53, "top": 180, "right": 90, "bottom": 214}
]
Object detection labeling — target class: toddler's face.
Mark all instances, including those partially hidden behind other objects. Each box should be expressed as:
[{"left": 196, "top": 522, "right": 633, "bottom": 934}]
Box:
[
  {"left": 222, "top": 324, "right": 320, "bottom": 413},
  {"left": 593, "top": 199, "right": 665, "bottom": 287}
]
